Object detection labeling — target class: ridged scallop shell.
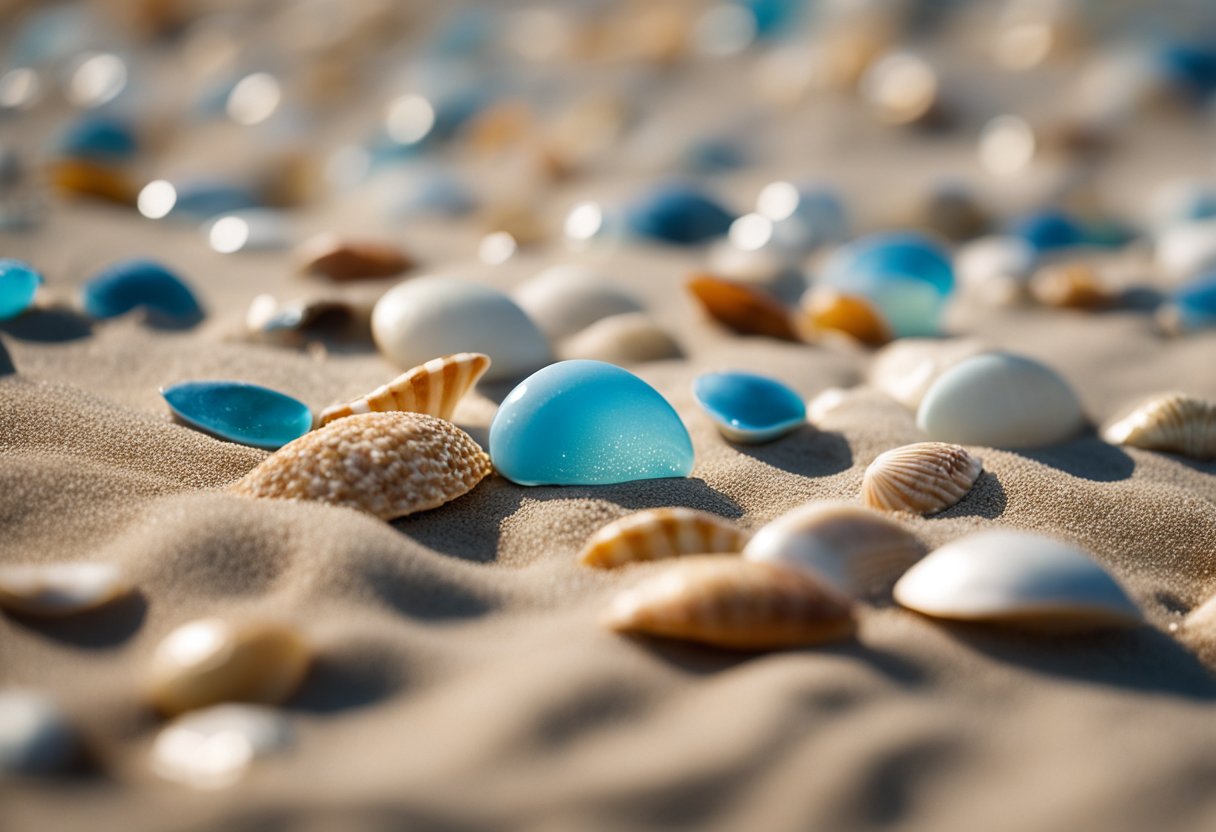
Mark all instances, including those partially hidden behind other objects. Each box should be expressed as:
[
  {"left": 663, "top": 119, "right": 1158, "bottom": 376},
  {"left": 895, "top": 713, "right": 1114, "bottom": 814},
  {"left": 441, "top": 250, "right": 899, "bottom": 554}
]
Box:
[
  {"left": 0, "top": 562, "right": 131, "bottom": 617},
  {"left": 579, "top": 508, "right": 749, "bottom": 569},
  {"left": 152, "top": 704, "right": 294, "bottom": 790},
  {"left": 743, "top": 501, "right": 923, "bottom": 598},
  {"left": 147, "top": 618, "right": 312, "bottom": 716},
  {"left": 1102, "top": 393, "right": 1216, "bottom": 460},
  {"left": 861, "top": 442, "right": 983, "bottom": 515},
  {"left": 233, "top": 412, "right": 492, "bottom": 520},
  {"left": 686, "top": 273, "right": 800, "bottom": 342},
  {"left": 604, "top": 556, "right": 855, "bottom": 650},
  {"left": 318, "top": 352, "right": 490, "bottom": 426}
]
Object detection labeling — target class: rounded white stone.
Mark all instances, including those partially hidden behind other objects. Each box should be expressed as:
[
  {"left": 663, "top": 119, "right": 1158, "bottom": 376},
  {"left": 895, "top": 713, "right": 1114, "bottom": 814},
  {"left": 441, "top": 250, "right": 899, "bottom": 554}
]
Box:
[
  {"left": 152, "top": 704, "right": 293, "bottom": 790},
  {"left": 868, "top": 338, "right": 989, "bottom": 410},
  {"left": 559, "top": 312, "right": 681, "bottom": 365},
  {"left": 511, "top": 265, "right": 642, "bottom": 341}
]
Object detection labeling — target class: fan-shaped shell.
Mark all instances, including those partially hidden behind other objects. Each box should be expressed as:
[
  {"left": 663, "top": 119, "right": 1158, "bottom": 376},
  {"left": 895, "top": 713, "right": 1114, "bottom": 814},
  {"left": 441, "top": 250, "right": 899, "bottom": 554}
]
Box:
[
  {"left": 861, "top": 442, "right": 982, "bottom": 515},
  {"left": 579, "top": 508, "right": 749, "bottom": 569},
  {"left": 1102, "top": 393, "right": 1216, "bottom": 460},
  {"left": 0, "top": 562, "right": 131, "bottom": 617},
  {"left": 318, "top": 352, "right": 490, "bottom": 426}
]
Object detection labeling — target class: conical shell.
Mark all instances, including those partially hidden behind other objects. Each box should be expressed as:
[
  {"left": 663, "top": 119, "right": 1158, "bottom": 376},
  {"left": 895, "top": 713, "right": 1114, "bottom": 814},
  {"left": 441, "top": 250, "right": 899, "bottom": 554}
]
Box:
[
  {"left": 743, "top": 501, "right": 924, "bottom": 598},
  {"left": 604, "top": 556, "right": 855, "bottom": 650},
  {"left": 318, "top": 352, "right": 490, "bottom": 426},
  {"left": 579, "top": 508, "right": 749, "bottom": 569},
  {"left": 146, "top": 618, "right": 312, "bottom": 716},
  {"left": 0, "top": 562, "right": 131, "bottom": 617},
  {"left": 233, "top": 412, "right": 492, "bottom": 520},
  {"left": 1102, "top": 393, "right": 1216, "bottom": 460},
  {"left": 686, "top": 273, "right": 800, "bottom": 342},
  {"left": 861, "top": 442, "right": 983, "bottom": 515}
]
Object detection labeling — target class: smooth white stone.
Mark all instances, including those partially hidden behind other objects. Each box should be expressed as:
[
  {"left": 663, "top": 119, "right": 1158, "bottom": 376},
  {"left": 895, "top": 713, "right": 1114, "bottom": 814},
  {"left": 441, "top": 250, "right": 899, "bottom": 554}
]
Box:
[
  {"left": 0, "top": 690, "right": 76, "bottom": 776},
  {"left": 152, "top": 704, "right": 293, "bottom": 790},
  {"left": 559, "top": 312, "right": 680, "bottom": 364},
  {"left": 868, "top": 338, "right": 988, "bottom": 410},
  {"left": 511, "top": 265, "right": 642, "bottom": 341}
]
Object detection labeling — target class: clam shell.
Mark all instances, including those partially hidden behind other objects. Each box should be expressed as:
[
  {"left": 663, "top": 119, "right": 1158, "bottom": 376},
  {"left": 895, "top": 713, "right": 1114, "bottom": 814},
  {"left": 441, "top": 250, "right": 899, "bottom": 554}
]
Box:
[
  {"left": 798, "top": 287, "right": 892, "bottom": 346},
  {"left": 579, "top": 508, "right": 749, "bottom": 569},
  {"left": 861, "top": 442, "right": 983, "bottom": 515},
  {"left": 0, "top": 562, "right": 131, "bottom": 617},
  {"left": 604, "top": 556, "right": 855, "bottom": 650},
  {"left": 868, "top": 338, "right": 988, "bottom": 410},
  {"left": 152, "top": 704, "right": 293, "bottom": 790},
  {"left": 318, "top": 352, "right": 490, "bottom": 426},
  {"left": 893, "top": 530, "right": 1142, "bottom": 631},
  {"left": 742, "top": 501, "right": 923, "bottom": 598},
  {"left": 559, "top": 312, "right": 682, "bottom": 364},
  {"left": 147, "top": 618, "right": 312, "bottom": 716},
  {"left": 1102, "top": 393, "right": 1216, "bottom": 460},
  {"left": 686, "top": 273, "right": 800, "bottom": 342}
]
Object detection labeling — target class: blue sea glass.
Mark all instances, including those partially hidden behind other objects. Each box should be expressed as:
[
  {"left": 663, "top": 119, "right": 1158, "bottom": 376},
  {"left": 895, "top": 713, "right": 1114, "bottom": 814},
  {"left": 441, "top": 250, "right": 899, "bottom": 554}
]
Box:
[
  {"left": 741, "top": 0, "right": 807, "bottom": 37},
  {"left": 693, "top": 372, "right": 806, "bottom": 444},
  {"left": 1010, "top": 211, "right": 1086, "bottom": 253},
  {"left": 162, "top": 381, "right": 313, "bottom": 450},
  {"left": 55, "top": 115, "right": 138, "bottom": 163},
  {"left": 1170, "top": 272, "right": 1216, "bottom": 331},
  {"left": 81, "top": 259, "right": 203, "bottom": 323},
  {"left": 626, "top": 183, "right": 736, "bottom": 245},
  {"left": 0, "top": 259, "right": 42, "bottom": 320},
  {"left": 489, "top": 360, "right": 694, "bottom": 486},
  {"left": 820, "top": 231, "right": 954, "bottom": 337},
  {"left": 1158, "top": 42, "right": 1216, "bottom": 99}
]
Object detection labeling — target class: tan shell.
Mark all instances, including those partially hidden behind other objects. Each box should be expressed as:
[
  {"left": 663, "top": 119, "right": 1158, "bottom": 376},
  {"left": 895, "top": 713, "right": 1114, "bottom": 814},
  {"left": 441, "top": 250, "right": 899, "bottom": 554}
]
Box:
[
  {"left": 861, "top": 442, "right": 983, "bottom": 515},
  {"left": 147, "top": 618, "right": 312, "bottom": 716},
  {"left": 232, "top": 412, "right": 492, "bottom": 520},
  {"left": 0, "top": 562, "right": 131, "bottom": 617},
  {"left": 559, "top": 312, "right": 682, "bottom": 365},
  {"left": 604, "top": 556, "right": 856, "bottom": 650},
  {"left": 579, "top": 508, "right": 749, "bottom": 569},
  {"left": 686, "top": 273, "right": 800, "bottom": 342},
  {"left": 318, "top": 353, "right": 490, "bottom": 426},
  {"left": 297, "top": 233, "right": 413, "bottom": 281},
  {"left": 1030, "top": 263, "right": 1115, "bottom": 310},
  {"left": 1102, "top": 393, "right": 1216, "bottom": 460}
]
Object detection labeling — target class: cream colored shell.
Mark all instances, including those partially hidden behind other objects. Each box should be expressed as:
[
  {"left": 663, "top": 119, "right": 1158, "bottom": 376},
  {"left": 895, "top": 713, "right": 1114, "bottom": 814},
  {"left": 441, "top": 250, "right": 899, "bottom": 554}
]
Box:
[
  {"left": 559, "top": 312, "right": 681, "bottom": 364},
  {"left": 318, "top": 352, "right": 490, "bottom": 426},
  {"left": 579, "top": 508, "right": 749, "bottom": 569},
  {"left": 861, "top": 442, "right": 983, "bottom": 515},
  {"left": 1102, "top": 393, "right": 1216, "bottom": 460}
]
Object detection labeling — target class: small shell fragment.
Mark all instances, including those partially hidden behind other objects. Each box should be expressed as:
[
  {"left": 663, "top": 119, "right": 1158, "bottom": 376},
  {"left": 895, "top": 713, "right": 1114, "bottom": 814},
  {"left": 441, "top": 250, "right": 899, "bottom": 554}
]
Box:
[
  {"left": 298, "top": 233, "right": 413, "bottom": 281},
  {"left": 318, "top": 352, "right": 490, "bottom": 426},
  {"left": 0, "top": 562, "right": 131, "bottom": 617},
  {"left": 233, "top": 412, "right": 492, "bottom": 520},
  {"left": 861, "top": 442, "right": 983, "bottom": 515},
  {"left": 686, "top": 273, "right": 799, "bottom": 341},
  {"left": 152, "top": 704, "right": 293, "bottom": 790},
  {"left": 579, "top": 508, "right": 749, "bottom": 569},
  {"left": 1102, "top": 393, "right": 1216, "bottom": 460},
  {"left": 604, "top": 556, "right": 855, "bottom": 650}
]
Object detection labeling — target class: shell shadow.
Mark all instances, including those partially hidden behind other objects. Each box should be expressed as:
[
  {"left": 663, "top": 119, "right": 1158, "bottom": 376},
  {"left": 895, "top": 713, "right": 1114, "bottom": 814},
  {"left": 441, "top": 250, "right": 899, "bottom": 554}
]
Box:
[
  {"left": 474, "top": 375, "right": 529, "bottom": 405},
  {"left": 0, "top": 307, "right": 93, "bottom": 342},
  {"left": 935, "top": 471, "right": 1007, "bottom": 520},
  {"left": 2, "top": 591, "right": 147, "bottom": 649},
  {"left": 540, "top": 476, "right": 744, "bottom": 518},
  {"left": 1011, "top": 436, "right": 1135, "bottom": 482},
  {"left": 733, "top": 425, "right": 853, "bottom": 478},
  {"left": 0, "top": 335, "right": 13, "bottom": 374}
]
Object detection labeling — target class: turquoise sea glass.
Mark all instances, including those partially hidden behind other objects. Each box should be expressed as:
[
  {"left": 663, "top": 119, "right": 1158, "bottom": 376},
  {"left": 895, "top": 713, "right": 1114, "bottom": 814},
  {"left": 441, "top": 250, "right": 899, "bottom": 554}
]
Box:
[
  {"left": 55, "top": 115, "right": 138, "bottom": 162},
  {"left": 626, "top": 183, "right": 736, "bottom": 245},
  {"left": 162, "top": 380, "right": 313, "bottom": 450},
  {"left": 1171, "top": 272, "right": 1216, "bottom": 330},
  {"left": 0, "top": 259, "right": 42, "bottom": 320},
  {"left": 489, "top": 360, "right": 694, "bottom": 486},
  {"left": 82, "top": 259, "right": 203, "bottom": 323},
  {"left": 693, "top": 372, "right": 806, "bottom": 444}
]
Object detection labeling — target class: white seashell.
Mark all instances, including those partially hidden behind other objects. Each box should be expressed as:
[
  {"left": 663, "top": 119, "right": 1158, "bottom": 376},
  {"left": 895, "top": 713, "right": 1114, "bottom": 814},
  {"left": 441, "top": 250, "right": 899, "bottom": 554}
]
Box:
[
  {"left": 893, "top": 530, "right": 1142, "bottom": 631},
  {"left": 868, "top": 338, "right": 988, "bottom": 410},
  {"left": 0, "top": 562, "right": 131, "bottom": 617},
  {"left": 559, "top": 312, "right": 682, "bottom": 364},
  {"left": 1102, "top": 393, "right": 1216, "bottom": 460},
  {"left": 0, "top": 690, "right": 78, "bottom": 776},
  {"left": 742, "top": 501, "right": 923, "bottom": 598},
  {"left": 1155, "top": 218, "right": 1216, "bottom": 283},
  {"left": 955, "top": 235, "right": 1036, "bottom": 305},
  {"left": 861, "top": 442, "right": 983, "bottom": 515},
  {"left": 152, "top": 704, "right": 293, "bottom": 790},
  {"left": 318, "top": 352, "right": 490, "bottom": 426},
  {"left": 579, "top": 508, "right": 749, "bottom": 569},
  {"left": 916, "top": 352, "right": 1085, "bottom": 448},
  {"left": 511, "top": 265, "right": 643, "bottom": 341},
  {"left": 372, "top": 276, "right": 551, "bottom": 381}
]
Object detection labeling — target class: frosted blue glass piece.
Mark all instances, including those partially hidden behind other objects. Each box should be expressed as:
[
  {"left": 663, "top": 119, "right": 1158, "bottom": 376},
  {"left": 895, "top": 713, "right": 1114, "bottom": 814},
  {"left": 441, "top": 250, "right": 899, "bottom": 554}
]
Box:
[
  {"left": 55, "top": 115, "right": 138, "bottom": 163},
  {"left": 0, "top": 259, "right": 42, "bottom": 320},
  {"left": 1171, "top": 272, "right": 1216, "bottom": 330},
  {"left": 489, "top": 360, "right": 694, "bottom": 486},
  {"left": 693, "top": 372, "right": 806, "bottom": 444},
  {"left": 81, "top": 259, "right": 203, "bottom": 323},
  {"left": 162, "top": 380, "right": 313, "bottom": 450},
  {"left": 626, "top": 183, "right": 735, "bottom": 245},
  {"left": 1010, "top": 211, "right": 1086, "bottom": 253}
]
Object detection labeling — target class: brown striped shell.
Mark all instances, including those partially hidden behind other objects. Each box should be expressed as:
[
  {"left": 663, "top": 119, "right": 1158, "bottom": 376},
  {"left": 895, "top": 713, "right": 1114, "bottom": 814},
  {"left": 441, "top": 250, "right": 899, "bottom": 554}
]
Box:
[
  {"left": 861, "top": 442, "right": 983, "bottom": 515},
  {"left": 578, "top": 508, "right": 749, "bottom": 569},
  {"left": 318, "top": 352, "right": 490, "bottom": 426},
  {"left": 232, "top": 412, "right": 492, "bottom": 520},
  {"left": 0, "top": 562, "right": 131, "bottom": 617},
  {"left": 604, "top": 556, "right": 856, "bottom": 650},
  {"left": 1102, "top": 393, "right": 1216, "bottom": 460}
]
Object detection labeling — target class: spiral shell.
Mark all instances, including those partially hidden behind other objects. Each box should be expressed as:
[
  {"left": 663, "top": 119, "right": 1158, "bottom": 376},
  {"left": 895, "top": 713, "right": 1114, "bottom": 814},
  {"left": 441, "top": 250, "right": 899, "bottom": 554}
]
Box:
[
  {"left": 318, "top": 353, "right": 490, "bottom": 426},
  {"left": 579, "top": 508, "right": 749, "bottom": 569},
  {"left": 1102, "top": 393, "right": 1216, "bottom": 460},
  {"left": 861, "top": 442, "right": 983, "bottom": 515}
]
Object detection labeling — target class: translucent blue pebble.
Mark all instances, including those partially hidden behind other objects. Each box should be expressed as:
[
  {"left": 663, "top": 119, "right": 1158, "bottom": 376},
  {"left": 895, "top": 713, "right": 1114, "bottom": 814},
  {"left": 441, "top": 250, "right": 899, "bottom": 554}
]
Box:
[
  {"left": 692, "top": 372, "right": 806, "bottom": 444},
  {"left": 55, "top": 115, "right": 138, "bottom": 163},
  {"left": 1010, "top": 211, "right": 1086, "bottom": 253},
  {"left": 1170, "top": 272, "right": 1216, "bottom": 331},
  {"left": 626, "top": 183, "right": 736, "bottom": 245},
  {"left": 489, "top": 360, "right": 695, "bottom": 486},
  {"left": 161, "top": 381, "right": 313, "bottom": 450},
  {"left": 81, "top": 259, "right": 203, "bottom": 323},
  {"left": 0, "top": 259, "right": 42, "bottom": 320}
]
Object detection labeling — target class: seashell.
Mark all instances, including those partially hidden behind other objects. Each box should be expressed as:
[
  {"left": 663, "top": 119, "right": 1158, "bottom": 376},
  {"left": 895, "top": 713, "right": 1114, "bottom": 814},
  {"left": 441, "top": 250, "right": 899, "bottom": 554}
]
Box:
[
  {"left": 298, "top": 233, "right": 413, "bottom": 281},
  {"left": 490, "top": 360, "right": 693, "bottom": 486},
  {"left": 692, "top": 371, "right": 806, "bottom": 443},
  {"left": 234, "top": 412, "right": 491, "bottom": 519},
  {"left": 1158, "top": 272, "right": 1216, "bottom": 333},
  {"left": 0, "top": 690, "right": 78, "bottom": 776},
  {"left": 1102, "top": 393, "right": 1216, "bottom": 460},
  {"left": 49, "top": 159, "right": 138, "bottom": 205},
  {"left": 0, "top": 562, "right": 131, "bottom": 617},
  {"left": 1030, "top": 262, "right": 1115, "bottom": 309},
  {"left": 798, "top": 287, "right": 892, "bottom": 346},
  {"left": 81, "top": 259, "right": 203, "bottom": 323},
  {"left": 206, "top": 210, "right": 291, "bottom": 254},
  {"left": 742, "top": 501, "right": 923, "bottom": 598},
  {"left": 559, "top": 312, "right": 682, "bottom": 364},
  {"left": 372, "top": 276, "right": 551, "bottom": 381},
  {"left": 625, "top": 183, "right": 735, "bottom": 245},
  {"left": 686, "top": 273, "right": 800, "bottom": 341},
  {"left": 162, "top": 380, "right": 313, "bottom": 450},
  {"left": 511, "top": 265, "right": 643, "bottom": 341},
  {"left": 860, "top": 52, "right": 941, "bottom": 126},
  {"left": 318, "top": 352, "right": 490, "bottom": 426},
  {"left": 861, "top": 443, "right": 983, "bottom": 515},
  {"left": 893, "top": 530, "right": 1142, "bottom": 631},
  {"left": 604, "top": 556, "right": 855, "bottom": 650},
  {"left": 152, "top": 704, "right": 293, "bottom": 790},
  {"left": 955, "top": 235, "right": 1036, "bottom": 306},
  {"left": 579, "top": 508, "right": 749, "bottom": 569},
  {"left": 0, "top": 258, "right": 42, "bottom": 320},
  {"left": 868, "top": 337, "right": 988, "bottom": 410},
  {"left": 917, "top": 352, "right": 1085, "bottom": 448},
  {"left": 146, "top": 618, "right": 312, "bottom": 716}
]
